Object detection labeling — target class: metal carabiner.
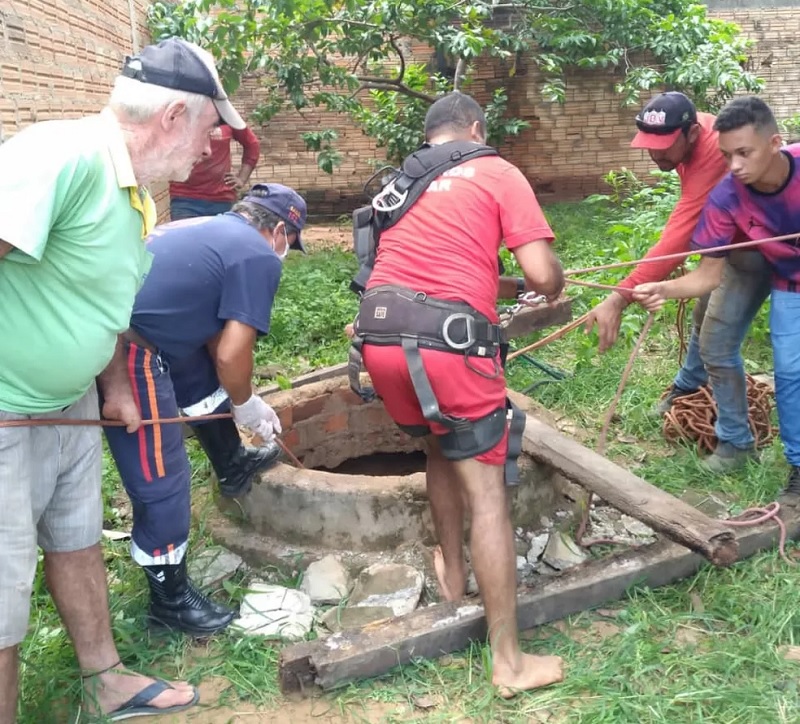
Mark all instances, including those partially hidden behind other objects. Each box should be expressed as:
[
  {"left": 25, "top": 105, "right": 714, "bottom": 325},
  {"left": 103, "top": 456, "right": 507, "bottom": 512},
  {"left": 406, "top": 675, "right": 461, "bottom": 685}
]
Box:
[{"left": 372, "top": 180, "right": 408, "bottom": 213}]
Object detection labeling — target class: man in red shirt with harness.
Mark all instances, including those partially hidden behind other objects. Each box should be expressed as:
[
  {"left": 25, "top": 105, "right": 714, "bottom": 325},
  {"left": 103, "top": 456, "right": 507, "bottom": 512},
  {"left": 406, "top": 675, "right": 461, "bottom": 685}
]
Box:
[{"left": 355, "top": 93, "right": 565, "bottom": 696}]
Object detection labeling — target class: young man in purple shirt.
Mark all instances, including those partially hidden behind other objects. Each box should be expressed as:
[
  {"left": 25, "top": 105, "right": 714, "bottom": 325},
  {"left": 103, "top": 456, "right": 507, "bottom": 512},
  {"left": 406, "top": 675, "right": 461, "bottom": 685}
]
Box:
[{"left": 633, "top": 96, "right": 800, "bottom": 502}]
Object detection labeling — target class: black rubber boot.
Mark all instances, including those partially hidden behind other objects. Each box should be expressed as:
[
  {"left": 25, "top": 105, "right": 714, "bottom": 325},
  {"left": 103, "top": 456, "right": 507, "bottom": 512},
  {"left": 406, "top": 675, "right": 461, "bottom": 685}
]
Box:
[
  {"left": 143, "top": 558, "right": 236, "bottom": 636},
  {"left": 192, "top": 417, "right": 281, "bottom": 497},
  {"left": 778, "top": 466, "right": 800, "bottom": 507}
]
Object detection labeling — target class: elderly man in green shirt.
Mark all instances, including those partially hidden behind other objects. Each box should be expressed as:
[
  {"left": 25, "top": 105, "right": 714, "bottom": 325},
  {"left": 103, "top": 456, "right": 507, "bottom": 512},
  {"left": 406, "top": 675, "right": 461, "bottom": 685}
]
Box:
[{"left": 0, "top": 38, "right": 244, "bottom": 722}]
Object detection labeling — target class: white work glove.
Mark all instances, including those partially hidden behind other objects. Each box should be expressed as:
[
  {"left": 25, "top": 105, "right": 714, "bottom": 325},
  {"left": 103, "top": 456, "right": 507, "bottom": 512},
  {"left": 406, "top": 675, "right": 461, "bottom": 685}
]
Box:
[{"left": 231, "top": 394, "right": 282, "bottom": 441}]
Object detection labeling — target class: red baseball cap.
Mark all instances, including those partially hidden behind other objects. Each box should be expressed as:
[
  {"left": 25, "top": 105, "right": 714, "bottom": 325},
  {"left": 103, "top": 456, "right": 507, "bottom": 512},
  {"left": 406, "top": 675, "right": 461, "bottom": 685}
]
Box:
[{"left": 630, "top": 92, "right": 697, "bottom": 150}]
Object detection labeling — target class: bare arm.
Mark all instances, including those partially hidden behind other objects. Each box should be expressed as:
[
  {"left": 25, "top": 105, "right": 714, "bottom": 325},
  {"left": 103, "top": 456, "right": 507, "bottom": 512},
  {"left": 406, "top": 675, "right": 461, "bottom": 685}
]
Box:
[
  {"left": 0, "top": 240, "right": 14, "bottom": 258},
  {"left": 511, "top": 240, "right": 565, "bottom": 301},
  {"left": 97, "top": 337, "right": 141, "bottom": 432},
  {"left": 632, "top": 257, "right": 726, "bottom": 311},
  {"left": 208, "top": 320, "right": 257, "bottom": 406},
  {"left": 236, "top": 162, "right": 255, "bottom": 186}
]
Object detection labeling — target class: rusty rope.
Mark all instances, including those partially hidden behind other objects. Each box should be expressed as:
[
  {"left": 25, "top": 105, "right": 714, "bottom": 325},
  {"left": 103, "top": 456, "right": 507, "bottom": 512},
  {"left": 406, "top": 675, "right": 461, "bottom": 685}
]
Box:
[
  {"left": 0, "top": 412, "right": 305, "bottom": 468},
  {"left": 661, "top": 376, "right": 775, "bottom": 453},
  {"left": 564, "top": 231, "right": 800, "bottom": 277},
  {"left": 575, "top": 313, "right": 656, "bottom": 548}
]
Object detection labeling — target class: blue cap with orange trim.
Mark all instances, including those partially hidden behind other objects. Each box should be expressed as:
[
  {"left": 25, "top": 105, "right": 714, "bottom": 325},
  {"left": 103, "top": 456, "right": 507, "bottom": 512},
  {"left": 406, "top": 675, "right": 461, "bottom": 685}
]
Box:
[{"left": 243, "top": 183, "right": 307, "bottom": 253}]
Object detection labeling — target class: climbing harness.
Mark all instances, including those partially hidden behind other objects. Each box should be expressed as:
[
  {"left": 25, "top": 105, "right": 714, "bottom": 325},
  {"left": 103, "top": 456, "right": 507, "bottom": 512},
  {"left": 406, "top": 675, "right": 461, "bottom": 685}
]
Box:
[
  {"left": 350, "top": 140, "right": 498, "bottom": 295},
  {"left": 348, "top": 284, "right": 527, "bottom": 484}
]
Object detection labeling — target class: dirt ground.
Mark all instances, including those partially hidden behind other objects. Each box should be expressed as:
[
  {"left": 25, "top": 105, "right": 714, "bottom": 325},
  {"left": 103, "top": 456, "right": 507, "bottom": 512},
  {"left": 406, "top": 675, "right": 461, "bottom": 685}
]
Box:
[
  {"left": 134, "top": 677, "right": 412, "bottom": 723},
  {"left": 301, "top": 224, "right": 352, "bottom": 251}
]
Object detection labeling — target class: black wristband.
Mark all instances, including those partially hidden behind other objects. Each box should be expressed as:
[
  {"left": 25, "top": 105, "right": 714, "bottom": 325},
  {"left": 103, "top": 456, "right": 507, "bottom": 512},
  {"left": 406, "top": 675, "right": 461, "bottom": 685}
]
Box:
[{"left": 515, "top": 277, "right": 526, "bottom": 297}]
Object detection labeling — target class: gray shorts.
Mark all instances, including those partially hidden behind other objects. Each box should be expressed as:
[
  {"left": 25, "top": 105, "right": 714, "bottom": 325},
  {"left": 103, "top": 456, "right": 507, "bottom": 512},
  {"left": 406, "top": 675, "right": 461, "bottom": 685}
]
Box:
[{"left": 0, "top": 385, "right": 103, "bottom": 647}]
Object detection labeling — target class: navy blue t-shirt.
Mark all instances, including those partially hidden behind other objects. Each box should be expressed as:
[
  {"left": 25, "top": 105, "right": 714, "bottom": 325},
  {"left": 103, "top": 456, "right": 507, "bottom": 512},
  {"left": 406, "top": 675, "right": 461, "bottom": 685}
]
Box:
[{"left": 131, "top": 213, "right": 283, "bottom": 361}]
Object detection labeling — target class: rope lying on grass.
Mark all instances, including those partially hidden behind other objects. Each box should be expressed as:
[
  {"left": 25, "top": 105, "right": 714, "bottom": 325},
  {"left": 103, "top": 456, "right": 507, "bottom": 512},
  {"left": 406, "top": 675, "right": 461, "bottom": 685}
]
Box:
[{"left": 662, "top": 376, "right": 775, "bottom": 454}]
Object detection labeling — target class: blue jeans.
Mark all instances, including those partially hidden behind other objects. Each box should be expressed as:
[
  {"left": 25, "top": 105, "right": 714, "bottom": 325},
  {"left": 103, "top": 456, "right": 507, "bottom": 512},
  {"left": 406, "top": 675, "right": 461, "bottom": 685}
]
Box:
[
  {"left": 169, "top": 197, "right": 232, "bottom": 221},
  {"left": 673, "top": 250, "right": 771, "bottom": 449},
  {"left": 770, "top": 289, "right": 800, "bottom": 467}
]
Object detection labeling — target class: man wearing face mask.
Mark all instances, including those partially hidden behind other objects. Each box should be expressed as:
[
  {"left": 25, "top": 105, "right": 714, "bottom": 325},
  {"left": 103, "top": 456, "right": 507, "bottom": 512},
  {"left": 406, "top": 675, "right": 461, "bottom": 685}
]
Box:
[
  {"left": 584, "top": 92, "right": 771, "bottom": 473},
  {"left": 103, "top": 183, "right": 306, "bottom": 636}
]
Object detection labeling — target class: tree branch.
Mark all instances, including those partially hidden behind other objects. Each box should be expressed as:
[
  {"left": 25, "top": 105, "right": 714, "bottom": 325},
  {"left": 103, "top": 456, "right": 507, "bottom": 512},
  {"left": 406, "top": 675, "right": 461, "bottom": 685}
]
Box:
[
  {"left": 453, "top": 57, "right": 467, "bottom": 90},
  {"left": 356, "top": 78, "right": 436, "bottom": 103},
  {"left": 389, "top": 36, "right": 406, "bottom": 85}
]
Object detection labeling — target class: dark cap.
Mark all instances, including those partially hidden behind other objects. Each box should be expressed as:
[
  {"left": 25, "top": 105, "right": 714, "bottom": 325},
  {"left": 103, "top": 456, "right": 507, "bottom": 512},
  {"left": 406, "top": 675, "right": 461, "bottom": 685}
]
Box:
[
  {"left": 121, "top": 38, "right": 245, "bottom": 130},
  {"left": 631, "top": 92, "right": 698, "bottom": 150},
  {"left": 243, "top": 183, "right": 308, "bottom": 253}
]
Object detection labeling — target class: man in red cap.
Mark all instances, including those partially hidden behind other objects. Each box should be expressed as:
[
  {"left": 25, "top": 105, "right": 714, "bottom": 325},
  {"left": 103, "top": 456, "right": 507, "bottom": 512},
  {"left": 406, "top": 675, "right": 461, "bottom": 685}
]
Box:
[{"left": 585, "top": 92, "right": 771, "bottom": 472}]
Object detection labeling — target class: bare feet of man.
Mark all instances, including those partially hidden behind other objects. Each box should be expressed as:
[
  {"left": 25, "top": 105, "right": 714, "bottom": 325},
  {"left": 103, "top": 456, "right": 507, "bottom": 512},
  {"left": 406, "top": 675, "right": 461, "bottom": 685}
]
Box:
[
  {"left": 432, "top": 545, "right": 467, "bottom": 602},
  {"left": 493, "top": 653, "right": 564, "bottom": 698}
]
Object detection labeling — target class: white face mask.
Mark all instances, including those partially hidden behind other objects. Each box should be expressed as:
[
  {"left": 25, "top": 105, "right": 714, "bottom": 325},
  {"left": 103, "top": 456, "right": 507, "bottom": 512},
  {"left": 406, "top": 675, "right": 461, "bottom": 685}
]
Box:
[{"left": 274, "top": 227, "right": 289, "bottom": 262}]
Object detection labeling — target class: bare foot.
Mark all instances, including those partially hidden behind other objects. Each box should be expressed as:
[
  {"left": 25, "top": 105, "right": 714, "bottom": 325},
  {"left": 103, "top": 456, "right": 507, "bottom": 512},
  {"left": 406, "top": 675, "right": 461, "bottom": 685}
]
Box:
[
  {"left": 82, "top": 664, "right": 197, "bottom": 717},
  {"left": 433, "top": 545, "right": 467, "bottom": 602},
  {"left": 493, "top": 653, "right": 564, "bottom": 698}
]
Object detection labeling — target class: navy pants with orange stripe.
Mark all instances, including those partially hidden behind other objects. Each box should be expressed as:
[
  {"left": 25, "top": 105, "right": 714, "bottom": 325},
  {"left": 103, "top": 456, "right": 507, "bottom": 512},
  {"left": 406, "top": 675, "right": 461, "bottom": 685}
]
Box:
[{"left": 104, "top": 343, "right": 210, "bottom": 564}]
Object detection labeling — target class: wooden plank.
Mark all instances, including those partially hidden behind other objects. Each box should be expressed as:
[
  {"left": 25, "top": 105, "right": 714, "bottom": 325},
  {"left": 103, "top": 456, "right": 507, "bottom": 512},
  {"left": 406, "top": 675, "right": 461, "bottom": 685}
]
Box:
[
  {"left": 257, "top": 362, "right": 350, "bottom": 396},
  {"left": 502, "top": 297, "right": 573, "bottom": 340},
  {"left": 279, "top": 512, "right": 800, "bottom": 694},
  {"left": 521, "top": 416, "right": 739, "bottom": 566}
]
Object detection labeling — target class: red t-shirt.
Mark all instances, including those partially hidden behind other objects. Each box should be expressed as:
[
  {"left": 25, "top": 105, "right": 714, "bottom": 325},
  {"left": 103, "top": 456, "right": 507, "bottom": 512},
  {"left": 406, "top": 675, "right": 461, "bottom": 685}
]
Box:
[
  {"left": 617, "top": 113, "right": 730, "bottom": 295},
  {"left": 169, "top": 124, "right": 261, "bottom": 204},
  {"left": 366, "top": 154, "right": 554, "bottom": 321}
]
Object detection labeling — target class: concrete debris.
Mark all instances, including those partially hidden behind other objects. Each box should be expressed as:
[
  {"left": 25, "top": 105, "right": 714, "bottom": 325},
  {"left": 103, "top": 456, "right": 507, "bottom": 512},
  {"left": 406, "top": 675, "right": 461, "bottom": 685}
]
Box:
[
  {"left": 348, "top": 563, "right": 423, "bottom": 617},
  {"left": 620, "top": 515, "right": 655, "bottom": 540},
  {"left": 233, "top": 581, "right": 313, "bottom": 640},
  {"left": 542, "top": 532, "right": 588, "bottom": 571},
  {"left": 300, "top": 554, "right": 352, "bottom": 604},
  {"left": 526, "top": 532, "right": 550, "bottom": 565},
  {"left": 515, "top": 536, "right": 530, "bottom": 557},
  {"left": 466, "top": 570, "right": 479, "bottom": 595},
  {"left": 679, "top": 490, "right": 732, "bottom": 519},
  {"left": 320, "top": 604, "right": 393, "bottom": 633},
  {"left": 188, "top": 546, "right": 243, "bottom": 590}
]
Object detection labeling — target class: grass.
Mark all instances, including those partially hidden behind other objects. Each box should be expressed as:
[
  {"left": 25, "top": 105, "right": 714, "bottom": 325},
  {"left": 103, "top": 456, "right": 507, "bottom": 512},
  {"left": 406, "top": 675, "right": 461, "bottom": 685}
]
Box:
[{"left": 19, "top": 190, "right": 800, "bottom": 723}]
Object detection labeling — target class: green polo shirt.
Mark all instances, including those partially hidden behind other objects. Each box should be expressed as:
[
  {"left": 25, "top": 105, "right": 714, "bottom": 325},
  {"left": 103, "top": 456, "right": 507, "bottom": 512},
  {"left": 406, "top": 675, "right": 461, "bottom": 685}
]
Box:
[{"left": 0, "top": 110, "right": 155, "bottom": 413}]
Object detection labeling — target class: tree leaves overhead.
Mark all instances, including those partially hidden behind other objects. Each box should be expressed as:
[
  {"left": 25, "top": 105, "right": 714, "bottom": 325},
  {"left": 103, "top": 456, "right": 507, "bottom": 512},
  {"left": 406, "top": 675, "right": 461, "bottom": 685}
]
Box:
[{"left": 148, "top": 0, "right": 762, "bottom": 170}]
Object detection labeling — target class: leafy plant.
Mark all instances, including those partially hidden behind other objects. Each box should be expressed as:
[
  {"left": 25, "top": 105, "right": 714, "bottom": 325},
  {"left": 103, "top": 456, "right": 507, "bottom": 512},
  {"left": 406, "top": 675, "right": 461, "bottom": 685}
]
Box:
[{"left": 147, "top": 0, "right": 762, "bottom": 170}]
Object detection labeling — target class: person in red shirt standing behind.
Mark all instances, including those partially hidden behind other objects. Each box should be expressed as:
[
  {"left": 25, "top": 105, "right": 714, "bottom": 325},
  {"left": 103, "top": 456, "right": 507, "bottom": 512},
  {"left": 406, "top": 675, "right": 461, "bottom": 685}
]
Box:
[
  {"left": 584, "top": 93, "right": 771, "bottom": 472},
  {"left": 169, "top": 123, "right": 261, "bottom": 219},
  {"left": 360, "top": 92, "right": 565, "bottom": 696}
]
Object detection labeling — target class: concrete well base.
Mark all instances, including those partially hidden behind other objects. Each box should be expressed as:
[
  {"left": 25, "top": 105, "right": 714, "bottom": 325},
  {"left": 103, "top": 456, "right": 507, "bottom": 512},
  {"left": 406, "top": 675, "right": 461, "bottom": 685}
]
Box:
[{"left": 214, "top": 375, "right": 568, "bottom": 555}]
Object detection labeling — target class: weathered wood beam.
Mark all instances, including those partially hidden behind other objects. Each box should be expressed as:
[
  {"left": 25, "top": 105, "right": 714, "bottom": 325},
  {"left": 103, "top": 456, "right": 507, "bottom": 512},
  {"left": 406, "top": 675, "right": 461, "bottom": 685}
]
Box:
[
  {"left": 279, "top": 512, "right": 800, "bottom": 694},
  {"left": 501, "top": 297, "right": 573, "bottom": 340}
]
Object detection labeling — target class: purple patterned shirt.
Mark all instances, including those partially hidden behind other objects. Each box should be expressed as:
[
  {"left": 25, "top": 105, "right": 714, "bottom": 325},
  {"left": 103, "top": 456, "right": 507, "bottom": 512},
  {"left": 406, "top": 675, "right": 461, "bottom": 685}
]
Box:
[{"left": 691, "top": 144, "right": 800, "bottom": 291}]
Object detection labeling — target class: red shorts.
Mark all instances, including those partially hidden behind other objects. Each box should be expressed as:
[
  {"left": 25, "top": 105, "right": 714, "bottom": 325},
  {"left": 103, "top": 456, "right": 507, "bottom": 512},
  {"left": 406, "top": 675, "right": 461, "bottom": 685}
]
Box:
[{"left": 361, "top": 344, "right": 508, "bottom": 466}]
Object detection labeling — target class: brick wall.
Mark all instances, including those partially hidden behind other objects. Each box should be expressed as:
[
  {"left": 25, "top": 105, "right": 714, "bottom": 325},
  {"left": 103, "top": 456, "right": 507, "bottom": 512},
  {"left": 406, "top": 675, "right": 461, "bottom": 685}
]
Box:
[
  {"left": 246, "top": 6, "right": 800, "bottom": 214},
  {"left": 1, "top": 1, "right": 799, "bottom": 218}
]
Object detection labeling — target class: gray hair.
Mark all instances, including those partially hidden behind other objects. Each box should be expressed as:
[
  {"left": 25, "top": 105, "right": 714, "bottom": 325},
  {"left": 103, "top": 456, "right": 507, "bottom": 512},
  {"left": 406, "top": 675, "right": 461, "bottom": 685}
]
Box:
[
  {"left": 232, "top": 200, "right": 299, "bottom": 235},
  {"left": 108, "top": 76, "right": 211, "bottom": 124}
]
